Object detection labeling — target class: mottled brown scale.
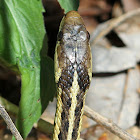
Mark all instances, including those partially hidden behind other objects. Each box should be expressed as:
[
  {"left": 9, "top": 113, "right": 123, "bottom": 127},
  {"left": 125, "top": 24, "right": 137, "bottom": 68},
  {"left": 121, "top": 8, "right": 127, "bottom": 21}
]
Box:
[
  {"left": 57, "top": 61, "right": 74, "bottom": 139},
  {"left": 72, "top": 92, "right": 85, "bottom": 139},
  {"left": 53, "top": 11, "right": 92, "bottom": 140}
]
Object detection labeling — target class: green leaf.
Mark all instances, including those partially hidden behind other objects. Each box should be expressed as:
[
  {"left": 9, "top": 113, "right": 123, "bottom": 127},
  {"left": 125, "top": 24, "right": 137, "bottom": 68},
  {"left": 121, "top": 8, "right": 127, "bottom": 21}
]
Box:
[
  {"left": 16, "top": 56, "right": 55, "bottom": 138},
  {"left": 0, "top": 0, "right": 56, "bottom": 139},
  {"left": 16, "top": 68, "right": 41, "bottom": 138},
  {"left": 0, "top": 0, "right": 44, "bottom": 68},
  {"left": 58, "top": 0, "right": 79, "bottom": 13}
]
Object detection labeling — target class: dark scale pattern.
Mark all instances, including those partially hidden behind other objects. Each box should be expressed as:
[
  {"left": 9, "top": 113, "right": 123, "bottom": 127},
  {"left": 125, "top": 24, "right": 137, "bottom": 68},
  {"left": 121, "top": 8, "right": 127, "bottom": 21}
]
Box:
[
  {"left": 57, "top": 64, "right": 74, "bottom": 140},
  {"left": 58, "top": 132, "right": 62, "bottom": 140},
  {"left": 77, "top": 64, "right": 90, "bottom": 92},
  {"left": 71, "top": 64, "right": 90, "bottom": 140},
  {"left": 72, "top": 100, "right": 83, "bottom": 140},
  {"left": 72, "top": 128, "right": 76, "bottom": 139}
]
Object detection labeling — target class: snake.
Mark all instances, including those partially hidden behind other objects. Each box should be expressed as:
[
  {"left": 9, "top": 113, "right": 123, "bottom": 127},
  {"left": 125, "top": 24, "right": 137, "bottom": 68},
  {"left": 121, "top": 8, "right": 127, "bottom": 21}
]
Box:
[{"left": 53, "top": 11, "right": 92, "bottom": 140}]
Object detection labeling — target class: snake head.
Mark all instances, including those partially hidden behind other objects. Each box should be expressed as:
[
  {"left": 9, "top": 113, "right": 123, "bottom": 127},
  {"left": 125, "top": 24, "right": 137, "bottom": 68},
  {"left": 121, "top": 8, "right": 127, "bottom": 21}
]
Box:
[{"left": 57, "top": 11, "right": 90, "bottom": 43}]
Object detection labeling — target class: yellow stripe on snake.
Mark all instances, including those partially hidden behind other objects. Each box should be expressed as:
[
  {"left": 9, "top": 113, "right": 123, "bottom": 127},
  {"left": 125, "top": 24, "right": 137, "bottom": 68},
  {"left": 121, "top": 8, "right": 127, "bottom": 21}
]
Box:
[{"left": 53, "top": 11, "right": 92, "bottom": 140}]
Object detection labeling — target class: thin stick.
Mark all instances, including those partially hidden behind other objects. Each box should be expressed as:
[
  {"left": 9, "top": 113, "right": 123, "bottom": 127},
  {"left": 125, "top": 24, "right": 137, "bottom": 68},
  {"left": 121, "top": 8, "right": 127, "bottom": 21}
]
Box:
[
  {"left": 118, "top": 70, "right": 129, "bottom": 124},
  {"left": 0, "top": 96, "right": 138, "bottom": 140},
  {"left": 90, "top": 8, "right": 140, "bottom": 44},
  {"left": 0, "top": 104, "right": 23, "bottom": 140},
  {"left": 0, "top": 96, "right": 54, "bottom": 135},
  {"left": 84, "top": 105, "right": 139, "bottom": 140}
]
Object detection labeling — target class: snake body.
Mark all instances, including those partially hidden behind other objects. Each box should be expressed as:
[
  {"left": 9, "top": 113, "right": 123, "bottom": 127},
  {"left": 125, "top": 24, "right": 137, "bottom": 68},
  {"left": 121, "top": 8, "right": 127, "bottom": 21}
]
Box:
[{"left": 53, "top": 11, "right": 92, "bottom": 140}]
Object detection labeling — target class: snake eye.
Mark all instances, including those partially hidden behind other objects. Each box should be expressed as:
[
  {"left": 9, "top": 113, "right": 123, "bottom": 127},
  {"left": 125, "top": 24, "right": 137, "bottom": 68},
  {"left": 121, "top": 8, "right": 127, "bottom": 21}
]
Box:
[
  {"left": 57, "top": 31, "right": 63, "bottom": 41},
  {"left": 79, "top": 31, "right": 87, "bottom": 41}
]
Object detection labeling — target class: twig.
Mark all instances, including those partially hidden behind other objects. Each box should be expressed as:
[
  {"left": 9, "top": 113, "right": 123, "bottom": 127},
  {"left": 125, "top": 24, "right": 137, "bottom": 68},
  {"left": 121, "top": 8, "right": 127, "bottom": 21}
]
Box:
[
  {"left": 90, "top": 8, "right": 140, "bottom": 44},
  {"left": 0, "top": 96, "right": 139, "bottom": 139},
  {"left": 0, "top": 104, "right": 23, "bottom": 140},
  {"left": 118, "top": 69, "right": 129, "bottom": 124},
  {"left": 84, "top": 105, "right": 139, "bottom": 140},
  {"left": 0, "top": 96, "right": 54, "bottom": 135}
]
